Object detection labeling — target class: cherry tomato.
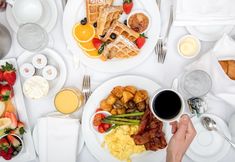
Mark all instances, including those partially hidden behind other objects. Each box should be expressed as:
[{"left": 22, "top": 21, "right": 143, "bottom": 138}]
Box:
[
  {"left": 95, "top": 108, "right": 103, "bottom": 112},
  {"left": 102, "top": 123, "right": 111, "bottom": 131},
  {"left": 93, "top": 113, "right": 105, "bottom": 126},
  {"left": 98, "top": 125, "right": 105, "bottom": 133}
]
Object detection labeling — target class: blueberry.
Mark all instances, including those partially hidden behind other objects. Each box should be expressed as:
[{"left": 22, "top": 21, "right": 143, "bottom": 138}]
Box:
[
  {"left": 110, "top": 33, "right": 117, "bottom": 39},
  {"left": 93, "top": 22, "right": 97, "bottom": 28},
  {"left": 80, "top": 17, "right": 87, "bottom": 25},
  {"left": 100, "top": 34, "right": 106, "bottom": 38},
  {"left": 124, "top": 20, "right": 127, "bottom": 26}
]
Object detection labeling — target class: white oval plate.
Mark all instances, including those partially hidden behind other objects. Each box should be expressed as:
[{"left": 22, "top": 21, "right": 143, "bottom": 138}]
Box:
[
  {"left": 82, "top": 75, "right": 171, "bottom": 162},
  {"left": 186, "top": 114, "right": 231, "bottom": 162},
  {"left": 6, "top": 0, "right": 58, "bottom": 33},
  {"left": 63, "top": 0, "right": 161, "bottom": 73},
  {"left": 17, "top": 48, "right": 67, "bottom": 99},
  {"left": 186, "top": 25, "right": 234, "bottom": 42}
]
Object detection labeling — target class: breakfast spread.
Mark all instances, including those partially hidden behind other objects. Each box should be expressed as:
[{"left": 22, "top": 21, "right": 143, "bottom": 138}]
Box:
[
  {"left": 219, "top": 60, "right": 235, "bottom": 80},
  {"left": 72, "top": 0, "right": 151, "bottom": 60}
]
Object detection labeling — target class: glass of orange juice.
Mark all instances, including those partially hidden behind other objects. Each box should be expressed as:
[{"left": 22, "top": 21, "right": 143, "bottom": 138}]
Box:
[{"left": 54, "top": 88, "right": 83, "bottom": 114}]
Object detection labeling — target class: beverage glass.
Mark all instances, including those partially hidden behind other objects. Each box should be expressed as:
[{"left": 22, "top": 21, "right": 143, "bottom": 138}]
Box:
[
  {"left": 17, "top": 23, "right": 48, "bottom": 52},
  {"left": 150, "top": 89, "right": 185, "bottom": 123}
]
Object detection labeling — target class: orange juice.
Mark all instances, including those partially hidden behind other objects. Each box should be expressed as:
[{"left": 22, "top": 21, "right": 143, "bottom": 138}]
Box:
[{"left": 54, "top": 88, "right": 83, "bottom": 114}]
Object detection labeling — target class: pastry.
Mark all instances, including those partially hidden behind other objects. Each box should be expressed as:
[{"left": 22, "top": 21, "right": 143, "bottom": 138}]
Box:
[
  {"left": 96, "top": 6, "right": 123, "bottom": 37},
  {"left": 228, "top": 60, "right": 235, "bottom": 80},
  {"left": 102, "top": 35, "right": 139, "bottom": 59},
  {"left": 101, "top": 20, "right": 139, "bottom": 42},
  {"left": 219, "top": 61, "right": 228, "bottom": 74},
  {"left": 86, "top": 0, "right": 113, "bottom": 24}
]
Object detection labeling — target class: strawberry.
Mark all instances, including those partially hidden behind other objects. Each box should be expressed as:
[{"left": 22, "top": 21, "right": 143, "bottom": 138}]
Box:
[
  {"left": 2, "top": 153, "right": 12, "bottom": 160},
  {"left": 136, "top": 33, "right": 147, "bottom": 49},
  {"left": 11, "top": 121, "right": 26, "bottom": 136},
  {"left": 4, "top": 112, "right": 17, "bottom": 129},
  {"left": 0, "top": 84, "right": 14, "bottom": 101},
  {"left": 0, "top": 138, "right": 10, "bottom": 153},
  {"left": 0, "top": 70, "right": 4, "bottom": 82},
  {"left": 92, "top": 38, "right": 106, "bottom": 54},
  {"left": 123, "top": 0, "right": 133, "bottom": 14},
  {"left": 7, "top": 135, "right": 21, "bottom": 148},
  {"left": 1, "top": 62, "right": 16, "bottom": 86}
]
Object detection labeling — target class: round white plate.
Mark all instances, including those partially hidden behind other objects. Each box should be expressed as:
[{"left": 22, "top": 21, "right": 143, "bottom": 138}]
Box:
[
  {"left": 186, "top": 114, "right": 231, "bottom": 162},
  {"left": 82, "top": 75, "right": 170, "bottom": 162},
  {"left": 63, "top": 0, "right": 161, "bottom": 73},
  {"left": 32, "top": 112, "right": 84, "bottom": 156},
  {"left": 17, "top": 48, "right": 67, "bottom": 99},
  {"left": 6, "top": 0, "right": 58, "bottom": 33},
  {"left": 186, "top": 25, "right": 234, "bottom": 42}
]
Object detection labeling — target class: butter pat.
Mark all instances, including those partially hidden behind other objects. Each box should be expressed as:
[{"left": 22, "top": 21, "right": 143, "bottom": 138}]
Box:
[{"left": 178, "top": 35, "right": 201, "bottom": 58}]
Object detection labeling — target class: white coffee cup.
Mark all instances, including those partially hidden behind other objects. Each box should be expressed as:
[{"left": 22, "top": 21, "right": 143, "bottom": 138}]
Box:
[
  {"left": 150, "top": 89, "right": 185, "bottom": 123},
  {"left": 7, "top": 0, "right": 43, "bottom": 24}
]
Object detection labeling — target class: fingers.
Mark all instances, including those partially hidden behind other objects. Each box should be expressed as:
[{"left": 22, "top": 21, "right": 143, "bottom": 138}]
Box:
[
  {"left": 174, "top": 115, "right": 189, "bottom": 140},
  {"left": 185, "top": 115, "right": 197, "bottom": 144},
  {"left": 170, "top": 121, "right": 178, "bottom": 134}
]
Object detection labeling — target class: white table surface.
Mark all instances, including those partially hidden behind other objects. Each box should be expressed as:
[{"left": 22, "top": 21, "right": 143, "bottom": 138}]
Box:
[{"left": 0, "top": 0, "right": 235, "bottom": 162}]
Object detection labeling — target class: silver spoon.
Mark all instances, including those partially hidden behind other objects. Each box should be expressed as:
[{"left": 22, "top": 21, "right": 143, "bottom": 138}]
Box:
[{"left": 201, "top": 116, "right": 235, "bottom": 148}]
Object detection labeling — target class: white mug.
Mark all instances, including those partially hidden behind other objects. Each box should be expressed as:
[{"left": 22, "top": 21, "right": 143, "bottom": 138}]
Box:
[
  {"left": 150, "top": 89, "right": 185, "bottom": 123},
  {"left": 7, "top": 0, "right": 43, "bottom": 24}
]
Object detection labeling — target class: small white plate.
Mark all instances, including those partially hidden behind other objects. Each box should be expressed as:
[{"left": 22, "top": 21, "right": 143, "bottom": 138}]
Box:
[
  {"left": 17, "top": 48, "right": 67, "bottom": 99},
  {"left": 6, "top": 0, "right": 58, "bottom": 33},
  {"left": 186, "top": 25, "right": 234, "bottom": 42},
  {"left": 186, "top": 114, "right": 231, "bottom": 162}
]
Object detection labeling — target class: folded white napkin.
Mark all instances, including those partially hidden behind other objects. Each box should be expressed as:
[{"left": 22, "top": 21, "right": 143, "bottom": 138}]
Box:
[
  {"left": 174, "top": 0, "right": 235, "bottom": 26},
  {"left": 37, "top": 115, "right": 80, "bottom": 162},
  {"left": 183, "top": 34, "right": 235, "bottom": 121}
]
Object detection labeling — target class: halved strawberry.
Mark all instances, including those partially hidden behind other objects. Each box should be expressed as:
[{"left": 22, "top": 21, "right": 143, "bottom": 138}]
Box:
[
  {"left": 7, "top": 135, "right": 21, "bottom": 148},
  {"left": 0, "top": 70, "right": 4, "bottom": 82},
  {"left": 0, "top": 138, "right": 10, "bottom": 153},
  {"left": 1, "top": 62, "right": 16, "bottom": 86},
  {"left": 136, "top": 33, "right": 147, "bottom": 49},
  {"left": 92, "top": 38, "right": 106, "bottom": 54},
  {"left": 11, "top": 121, "right": 26, "bottom": 136},
  {"left": 0, "top": 84, "right": 14, "bottom": 101},
  {"left": 4, "top": 112, "right": 17, "bottom": 129},
  {"left": 123, "top": 0, "right": 133, "bottom": 14}
]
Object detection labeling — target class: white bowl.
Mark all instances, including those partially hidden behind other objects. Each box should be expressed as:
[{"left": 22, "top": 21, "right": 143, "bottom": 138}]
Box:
[
  {"left": 90, "top": 111, "right": 111, "bottom": 134},
  {"left": 127, "top": 10, "right": 151, "bottom": 34},
  {"left": 177, "top": 35, "right": 201, "bottom": 59}
]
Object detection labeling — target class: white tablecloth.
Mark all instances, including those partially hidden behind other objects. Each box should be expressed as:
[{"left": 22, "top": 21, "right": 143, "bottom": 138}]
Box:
[{"left": 0, "top": 0, "right": 235, "bottom": 162}]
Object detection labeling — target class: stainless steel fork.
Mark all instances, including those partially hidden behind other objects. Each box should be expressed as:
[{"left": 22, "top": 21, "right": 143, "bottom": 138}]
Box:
[{"left": 82, "top": 75, "right": 91, "bottom": 103}]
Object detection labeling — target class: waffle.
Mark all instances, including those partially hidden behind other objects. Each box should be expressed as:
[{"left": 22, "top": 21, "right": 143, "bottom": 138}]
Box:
[
  {"left": 102, "top": 35, "right": 140, "bottom": 59},
  {"left": 101, "top": 20, "right": 139, "bottom": 42},
  {"left": 86, "top": 0, "right": 113, "bottom": 24},
  {"left": 96, "top": 6, "right": 123, "bottom": 37}
]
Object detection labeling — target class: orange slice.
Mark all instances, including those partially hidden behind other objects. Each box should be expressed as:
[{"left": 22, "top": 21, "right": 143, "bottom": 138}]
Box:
[
  {"left": 84, "top": 49, "right": 100, "bottom": 58},
  {"left": 73, "top": 23, "right": 95, "bottom": 43},
  {"left": 78, "top": 39, "right": 96, "bottom": 51}
]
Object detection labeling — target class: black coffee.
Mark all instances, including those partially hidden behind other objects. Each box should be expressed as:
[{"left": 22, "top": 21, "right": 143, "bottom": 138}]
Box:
[{"left": 153, "top": 90, "right": 182, "bottom": 120}]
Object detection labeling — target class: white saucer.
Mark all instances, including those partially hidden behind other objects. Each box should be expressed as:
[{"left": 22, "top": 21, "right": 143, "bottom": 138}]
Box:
[
  {"left": 186, "top": 25, "right": 234, "bottom": 42},
  {"left": 186, "top": 114, "right": 231, "bottom": 162},
  {"left": 6, "top": 0, "right": 58, "bottom": 33},
  {"left": 17, "top": 48, "right": 67, "bottom": 99}
]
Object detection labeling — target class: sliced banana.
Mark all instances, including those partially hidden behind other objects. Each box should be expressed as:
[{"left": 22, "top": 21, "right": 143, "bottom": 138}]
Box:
[
  {"left": 0, "top": 118, "right": 11, "bottom": 130},
  {"left": 0, "top": 101, "right": 5, "bottom": 117}
]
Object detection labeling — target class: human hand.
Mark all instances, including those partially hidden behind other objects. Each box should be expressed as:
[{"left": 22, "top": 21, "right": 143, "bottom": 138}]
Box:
[{"left": 166, "top": 114, "right": 196, "bottom": 162}]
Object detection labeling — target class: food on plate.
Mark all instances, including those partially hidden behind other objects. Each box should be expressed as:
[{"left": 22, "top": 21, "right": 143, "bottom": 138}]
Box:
[
  {"left": 123, "top": 0, "right": 133, "bottom": 14},
  {"left": 128, "top": 11, "right": 150, "bottom": 33},
  {"left": 86, "top": 0, "right": 113, "bottom": 24},
  {"left": 0, "top": 84, "right": 14, "bottom": 101},
  {"left": 100, "top": 85, "right": 149, "bottom": 115},
  {"left": 0, "top": 118, "right": 11, "bottom": 130},
  {"left": 92, "top": 38, "right": 106, "bottom": 55},
  {"left": 132, "top": 107, "right": 167, "bottom": 151},
  {"left": 32, "top": 54, "right": 47, "bottom": 69},
  {"left": 0, "top": 102, "right": 5, "bottom": 117},
  {"left": 19, "top": 63, "right": 35, "bottom": 78},
  {"left": 23, "top": 76, "right": 49, "bottom": 99},
  {"left": 92, "top": 111, "right": 112, "bottom": 133},
  {"left": 178, "top": 35, "right": 201, "bottom": 58},
  {"left": 102, "top": 35, "right": 139, "bottom": 59},
  {"left": 136, "top": 34, "right": 147, "bottom": 49},
  {"left": 84, "top": 49, "right": 100, "bottom": 58},
  {"left": 101, "top": 20, "right": 139, "bottom": 42},
  {"left": 1, "top": 62, "right": 16, "bottom": 86},
  {"left": 80, "top": 17, "right": 88, "bottom": 25},
  {"left": 78, "top": 37, "right": 97, "bottom": 51},
  {"left": 42, "top": 65, "right": 58, "bottom": 81},
  {"left": 219, "top": 60, "right": 235, "bottom": 80},
  {"left": 4, "top": 100, "right": 16, "bottom": 115},
  {"left": 103, "top": 125, "right": 145, "bottom": 162},
  {"left": 54, "top": 88, "right": 83, "bottom": 114},
  {"left": 96, "top": 6, "right": 123, "bottom": 37},
  {"left": 73, "top": 23, "right": 95, "bottom": 43},
  {"left": 0, "top": 134, "right": 23, "bottom": 160}
]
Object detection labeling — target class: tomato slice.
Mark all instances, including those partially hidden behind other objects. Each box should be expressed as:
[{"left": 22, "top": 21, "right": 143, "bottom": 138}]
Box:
[
  {"left": 102, "top": 123, "right": 111, "bottom": 131},
  {"left": 98, "top": 125, "right": 105, "bottom": 133},
  {"left": 93, "top": 113, "right": 105, "bottom": 126}
]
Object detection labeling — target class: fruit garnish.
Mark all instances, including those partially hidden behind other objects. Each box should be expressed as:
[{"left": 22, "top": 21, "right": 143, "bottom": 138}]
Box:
[
  {"left": 136, "top": 33, "right": 147, "bottom": 49},
  {"left": 4, "top": 112, "right": 17, "bottom": 129},
  {"left": 110, "top": 33, "right": 117, "bottom": 40},
  {"left": 92, "top": 38, "right": 106, "bottom": 54},
  {"left": 80, "top": 17, "right": 87, "bottom": 25},
  {"left": 7, "top": 135, "right": 21, "bottom": 148},
  {"left": 0, "top": 69, "right": 4, "bottom": 82},
  {"left": 0, "top": 138, "right": 10, "bottom": 152},
  {"left": 73, "top": 23, "right": 95, "bottom": 43},
  {"left": 0, "top": 84, "right": 14, "bottom": 101},
  {"left": 123, "top": 0, "right": 133, "bottom": 14},
  {"left": 93, "top": 22, "right": 97, "bottom": 28},
  {"left": 4, "top": 99, "right": 16, "bottom": 114},
  {"left": 0, "top": 101, "right": 5, "bottom": 117},
  {"left": 124, "top": 19, "right": 127, "bottom": 25},
  {"left": 0, "top": 118, "right": 11, "bottom": 130},
  {"left": 1, "top": 62, "right": 16, "bottom": 86},
  {"left": 10, "top": 121, "right": 26, "bottom": 136},
  {"left": 84, "top": 49, "right": 100, "bottom": 58},
  {"left": 78, "top": 39, "right": 96, "bottom": 52}
]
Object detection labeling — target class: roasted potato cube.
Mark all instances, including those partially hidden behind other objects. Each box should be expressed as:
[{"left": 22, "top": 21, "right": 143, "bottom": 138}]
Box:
[
  {"left": 117, "top": 108, "right": 126, "bottom": 115},
  {"left": 124, "top": 86, "right": 137, "bottom": 94},
  {"left": 106, "top": 94, "right": 117, "bottom": 105},
  {"left": 100, "top": 99, "right": 112, "bottom": 112},
  {"left": 110, "top": 108, "right": 118, "bottom": 115},
  {"left": 121, "top": 91, "right": 134, "bottom": 103},
  {"left": 111, "top": 86, "right": 124, "bottom": 98},
  {"left": 136, "top": 101, "right": 146, "bottom": 112},
  {"left": 133, "top": 90, "right": 148, "bottom": 103}
]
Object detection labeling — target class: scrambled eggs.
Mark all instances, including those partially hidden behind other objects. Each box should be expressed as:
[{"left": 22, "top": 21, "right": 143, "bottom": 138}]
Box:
[{"left": 103, "top": 125, "right": 145, "bottom": 162}]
